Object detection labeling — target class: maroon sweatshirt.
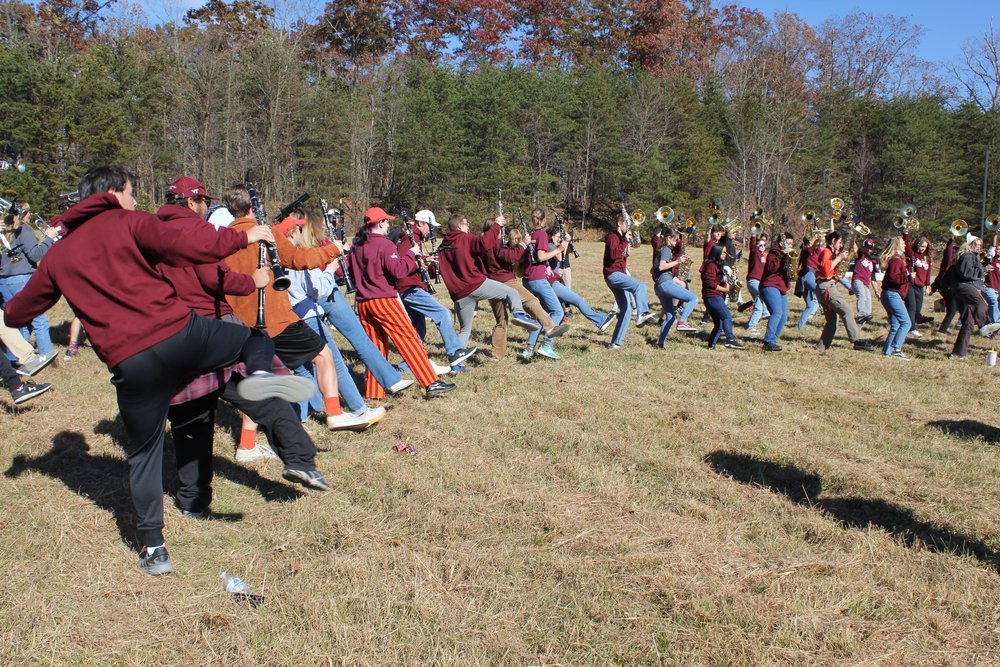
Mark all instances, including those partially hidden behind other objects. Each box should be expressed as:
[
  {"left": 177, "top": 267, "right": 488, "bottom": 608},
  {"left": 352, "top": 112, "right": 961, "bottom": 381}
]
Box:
[
  {"left": 986, "top": 256, "right": 1000, "bottom": 291},
  {"left": 479, "top": 243, "right": 527, "bottom": 284},
  {"left": 700, "top": 261, "right": 727, "bottom": 299},
  {"left": 852, "top": 253, "right": 876, "bottom": 287},
  {"left": 882, "top": 256, "right": 910, "bottom": 299},
  {"left": 603, "top": 230, "right": 629, "bottom": 278},
  {"left": 746, "top": 246, "right": 766, "bottom": 281},
  {"left": 438, "top": 223, "right": 501, "bottom": 300},
  {"left": 931, "top": 239, "right": 955, "bottom": 293},
  {"left": 155, "top": 205, "right": 255, "bottom": 319},
  {"left": 524, "top": 229, "right": 550, "bottom": 281},
  {"left": 350, "top": 233, "right": 417, "bottom": 300},
  {"left": 4, "top": 193, "right": 250, "bottom": 368},
  {"left": 761, "top": 249, "right": 790, "bottom": 294},
  {"left": 395, "top": 224, "right": 430, "bottom": 293}
]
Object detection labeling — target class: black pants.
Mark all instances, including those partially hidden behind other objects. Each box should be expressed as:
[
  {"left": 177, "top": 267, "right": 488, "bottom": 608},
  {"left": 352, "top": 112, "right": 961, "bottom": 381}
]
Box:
[
  {"left": 938, "top": 289, "right": 959, "bottom": 332},
  {"left": 0, "top": 346, "right": 18, "bottom": 392},
  {"left": 168, "top": 379, "right": 317, "bottom": 513},
  {"left": 110, "top": 313, "right": 273, "bottom": 548},
  {"left": 951, "top": 283, "right": 988, "bottom": 358},
  {"left": 905, "top": 285, "right": 925, "bottom": 332}
]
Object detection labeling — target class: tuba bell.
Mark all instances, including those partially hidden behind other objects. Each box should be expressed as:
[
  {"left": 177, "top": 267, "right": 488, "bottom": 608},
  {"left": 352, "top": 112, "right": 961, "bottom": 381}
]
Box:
[
  {"left": 986, "top": 214, "right": 1000, "bottom": 233},
  {"left": 951, "top": 219, "right": 970, "bottom": 237},
  {"left": 654, "top": 206, "right": 675, "bottom": 225},
  {"left": 899, "top": 204, "right": 917, "bottom": 219}
]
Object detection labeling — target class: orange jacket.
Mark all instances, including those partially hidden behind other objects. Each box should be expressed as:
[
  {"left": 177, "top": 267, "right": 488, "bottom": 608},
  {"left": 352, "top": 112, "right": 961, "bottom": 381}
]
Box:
[{"left": 225, "top": 216, "right": 340, "bottom": 336}]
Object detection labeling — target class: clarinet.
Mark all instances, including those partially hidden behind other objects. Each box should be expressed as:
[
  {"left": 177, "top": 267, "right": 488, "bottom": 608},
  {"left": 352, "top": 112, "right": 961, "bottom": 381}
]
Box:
[
  {"left": 401, "top": 209, "right": 436, "bottom": 294},
  {"left": 498, "top": 188, "right": 507, "bottom": 244},
  {"left": 246, "top": 184, "right": 293, "bottom": 331},
  {"left": 427, "top": 224, "right": 442, "bottom": 284},
  {"left": 320, "top": 198, "right": 356, "bottom": 294},
  {"left": 517, "top": 207, "right": 537, "bottom": 264},
  {"left": 548, "top": 205, "right": 579, "bottom": 268}
]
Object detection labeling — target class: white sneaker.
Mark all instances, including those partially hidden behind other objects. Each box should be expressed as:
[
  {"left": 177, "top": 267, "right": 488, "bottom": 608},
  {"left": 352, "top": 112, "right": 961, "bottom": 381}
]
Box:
[
  {"left": 349, "top": 405, "right": 386, "bottom": 428},
  {"left": 388, "top": 378, "right": 414, "bottom": 394},
  {"left": 979, "top": 322, "right": 1000, "bottom": 337},
  {"left": 235, "top": 444, "right": 278, "bottom": 461},
  {"left": 907, "top": 330, "right": 923, "bottom": 339},
  {"left": 636, "top": 312, "right": 657, "bottom": 327},
  {"left": 327, "top": 411, "right": 371, "bottom": 431},
  {"left": 431, "top": 361, "right": 453, "bottom": 375}
]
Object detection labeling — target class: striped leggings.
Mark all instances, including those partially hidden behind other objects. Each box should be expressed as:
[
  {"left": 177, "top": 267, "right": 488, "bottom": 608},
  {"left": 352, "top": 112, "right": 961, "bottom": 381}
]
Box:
[{"left": 357, "top": 297, "right": 438, "bottom": 399}]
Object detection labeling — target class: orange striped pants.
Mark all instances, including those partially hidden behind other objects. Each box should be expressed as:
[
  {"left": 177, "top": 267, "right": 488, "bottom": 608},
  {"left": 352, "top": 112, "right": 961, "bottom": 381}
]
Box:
[{"left": 357, "top": 297, "right": 438, "bottom": 399}]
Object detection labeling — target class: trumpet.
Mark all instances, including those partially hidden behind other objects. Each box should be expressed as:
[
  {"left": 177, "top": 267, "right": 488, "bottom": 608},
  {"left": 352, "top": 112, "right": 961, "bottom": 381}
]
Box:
[
  {"left": 986, "top": 214, "right": 1000, "bottom": 233},
  {"left": 951, "top": 219, "right": 969, "bottom": 237},
  {"left": 654, "top": 205, "right": 674, "bottom": 225}
]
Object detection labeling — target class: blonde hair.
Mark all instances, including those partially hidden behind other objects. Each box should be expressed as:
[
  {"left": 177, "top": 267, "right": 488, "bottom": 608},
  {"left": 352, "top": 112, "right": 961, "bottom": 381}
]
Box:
[
  {"left": 508, "top": 226, "right": 525, "bottom": 245},
  {"left": 879, "top": 237, "right": 905, "bottom": 270},
  {"left": 299, "top": 212, "right": 327, "bottom": 249},
  {"left": 959, "top": 237, "right": 982, "bottom": 255}
]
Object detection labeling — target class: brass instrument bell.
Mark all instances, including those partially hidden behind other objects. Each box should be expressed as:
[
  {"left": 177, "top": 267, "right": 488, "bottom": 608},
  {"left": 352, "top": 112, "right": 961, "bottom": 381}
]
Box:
[
  {"left": 654, "top": 206, "right": 675, "bottom": 225},
  {"left": 802, "top": 210, "right": 816, "bottom": 223},
  {"left": 986, "top": 214, "right": 1000, "bottom": 233},
  {"left": 830, "top": 197, "right": 845, "bottom": 211},
  {"left": 951, "top": 219, "right": 969, "bottom": 237}
]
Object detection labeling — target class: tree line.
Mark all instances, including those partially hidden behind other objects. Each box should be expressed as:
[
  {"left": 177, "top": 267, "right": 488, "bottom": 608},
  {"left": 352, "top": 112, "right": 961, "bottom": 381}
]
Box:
[{"left": 0, "top": 0, "right": 998, "bottom": 242}]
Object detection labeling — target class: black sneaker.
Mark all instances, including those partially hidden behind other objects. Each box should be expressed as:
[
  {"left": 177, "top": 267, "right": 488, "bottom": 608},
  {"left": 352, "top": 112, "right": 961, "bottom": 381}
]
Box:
[
  {"left": 425, "top": 380, "right": 456, "bottom": 398},
  {"left": 762, "top": 342, "right": 782, "bottom": 351},
  {"left": 447, "top": 347, "right": 478, "bottom": 366},
  {"left": 282, "top": 468, "right": 332, "bottom": 491},
  {"left": 724, "top": 340, "right": 745, "bottom": 350},
  {"left": 15, "top": 350, "right": 58, "bottom": 377},
  {"left": 11, "top": 381, "right": 52, "bottom": 405},
  {"left": 138, "top": 545, "right": 173, "bottom": 575},
  {"left": 853, "top": 340, "right": 874, "bottom": 351}
]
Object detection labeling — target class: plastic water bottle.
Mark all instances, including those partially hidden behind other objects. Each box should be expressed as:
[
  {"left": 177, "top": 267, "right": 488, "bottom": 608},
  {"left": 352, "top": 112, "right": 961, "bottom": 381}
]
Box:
[
  {"left": 220, "top": 572, "right": 264, "bottom": 607},
  {"left": 989, "top": 349, "right": 997, "bottom": 367}
]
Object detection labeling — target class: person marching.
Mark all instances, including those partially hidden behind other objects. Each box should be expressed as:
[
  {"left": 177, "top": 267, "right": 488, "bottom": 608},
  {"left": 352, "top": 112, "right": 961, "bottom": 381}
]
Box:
[
  {"left": 0, "top": 199, "right": 59, "bottom": 364},
  {"left": 759, "top": 232, "right": 794, "bottom": 351},
  {"left": 796, "top": 235, "right": 823, "bottom": 330},
  {"left": 604, "top": 213, "right": 656, "bottom": 349},
  {"left": 700, "top": 243, "right": 744, "bottom": 350},
  {"left": 948, "top": 235, "right": 990, "bottom": 361},
  {"left": 520, "top": 213, "right": 576, "bottom": 359},
  {"left": 481, "top": 224, "right": 562, "bottom": 361},
  {"left": 350, "top": 207, "right": 456, "bottom": 399},
  {"left": 815, "top": 231, "right": 873, "bottom": 353},
  {"left": 220, "top": 185, "right": 370, "bottom": 432},
  {"left": 4, "top": 166, "right": 313, "bottom": 575},
  {"left": 984, "top": 245, "right": 1000, "bottom": 324},
  {"left": 396, "top": 209, "right": 477, "bottom": 369},
  {"left": 903, "top": 231, "right": 933, "bottom": 337},
  {"left": 651, "top": 226, "right": 698, "bottom": 347},
  {"left": 744, "top": 233, "right": 769, "bottom": 333},
  {"left": 932, "top": 235, "right": 959, "bottom": 333},
  {"left": 852, "top": 238, "right": 879, "bottom": 326},
  {"left": 437, "top": 213, "right": 542, "bottom": 349},
  {"left": 878, "top": 237, "right": 912, "bottom": 360},
  {"left": 545, "top": 225, "right": 614, "bottom": 335}
]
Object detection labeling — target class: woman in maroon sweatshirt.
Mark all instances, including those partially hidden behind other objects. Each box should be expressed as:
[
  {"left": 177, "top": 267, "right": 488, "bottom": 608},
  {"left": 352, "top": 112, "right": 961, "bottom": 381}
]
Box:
[
  {"left": 759, "top": 232, "right": 794, "bottom": 351},
  {"left": 932, "top": 237, "right": 958, "bottom": 333},
  {"left": 2, "top": 166, "right": 312, "bottom": 576},
  {"left": 878, "top": 237, "right": 911, "bottom": 359},
  {"left": 903, "top": 231, "right": 933, "bottom": 336},
  {"left": 700, "top": 243, "right": 743, "bottom": 349}
]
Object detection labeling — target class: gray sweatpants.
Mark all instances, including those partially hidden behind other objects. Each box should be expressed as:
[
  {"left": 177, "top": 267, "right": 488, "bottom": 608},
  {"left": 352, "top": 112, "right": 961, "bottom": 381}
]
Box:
[
  {"left": 816, "top": 279, "right": 863, "bottom": 350},
  {"left": 454, "top": 279, "right": 525, "bottom": 348}
]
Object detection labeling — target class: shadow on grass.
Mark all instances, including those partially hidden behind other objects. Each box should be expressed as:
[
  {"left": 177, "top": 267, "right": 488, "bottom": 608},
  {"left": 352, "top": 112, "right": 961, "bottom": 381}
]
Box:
[
  {"left": 927, "top": 419, "right": 1000, "bottom": 445},
  {"left": 705, "top": 450, "right": 1000, "bottom": 572}
]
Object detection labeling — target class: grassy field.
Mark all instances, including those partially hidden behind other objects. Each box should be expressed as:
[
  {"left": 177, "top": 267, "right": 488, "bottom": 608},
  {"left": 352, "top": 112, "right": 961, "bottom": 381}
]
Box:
[{"left": 1, "top": 239, "right": 999, "bottom": 665}]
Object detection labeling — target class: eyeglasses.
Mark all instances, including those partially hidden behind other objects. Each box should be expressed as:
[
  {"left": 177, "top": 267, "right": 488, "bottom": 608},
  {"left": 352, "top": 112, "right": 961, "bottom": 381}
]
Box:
[{"left": 190, "top": 196, "right": 209, "bottom": 204}]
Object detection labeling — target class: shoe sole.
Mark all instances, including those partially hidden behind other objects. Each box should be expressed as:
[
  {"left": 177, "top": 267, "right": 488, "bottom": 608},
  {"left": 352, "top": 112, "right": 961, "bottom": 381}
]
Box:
[
  {"left": 235, "top": 449, "right": 277, "bottom": 461},
  {"left": 546, "top": 323, "right": 571, "bottom": 338},
  {"left": 535, "top": 350, "right": 561, "bottom": 360},
  {"left": 15, "top": 351, "right": 58, "bottom": 377},
  {"left": 138, "top": 559, "right": 173, "bottom": 576},
  {"left": 425, "top": 386, "right": 456, "bottom": 398},
  {"left": 598, "top": 318, "right": 615, "bottom": 332},
  {"left": 328, "top": 415, "right": 372, "bottom": 431},
  {"left": 388, "top": 379, "right": 415, "bottom": 394},
  {"left": 511, "top": 318, "right": 542, "bottom": 332},
  {"left": 13, "top": 384, "right": 52, "bottom": 404},
  {"left": 237, "top": 375, "right": 315, "bottom": 403}
]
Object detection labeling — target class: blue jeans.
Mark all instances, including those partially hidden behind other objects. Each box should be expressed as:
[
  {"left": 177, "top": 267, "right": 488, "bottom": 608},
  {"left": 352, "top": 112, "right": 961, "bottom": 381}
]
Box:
[
  {"left": 881, "top": 290, "right": 911, "bottom": 355},
  {"left": 552, "top": 281, "right": 606, "bottom": 329},
  {"left": 301, "top": 315, "right": 365, "bottom": 417},
  {"left": 760, "top": 287, "right": 788, "bottom": 345},
  {"left": 705, "top": 296, "right": 734, "bottom": 347},
  {"left": 746, "top": 278, "right": 768, "bottom": 329},
  {"left": 321, "top": 286, "right": 403, "bottom": 391},
  {"left": 852, "top": 279, "right": 872, "bottom": 318},
  {"left": 983, "top": 287, "right": 1000, "bottom": 323},
  {"left": 654, "top": 278, "right": 697, "bottom": 346},
  {"left": 605, "top": 272, "right": 649, "bottom": 346},
  {"left": 0, "top": 273, "right": 51, "bottom": 354},
  {"left": 525, "top": 278, "right": 564, "bottom": 327},
  {"left": 400, "top": 287, "right": 463, "bottom": 356},
  {"left": 797, "top": 268, "right": 818, "bottom": 329}
]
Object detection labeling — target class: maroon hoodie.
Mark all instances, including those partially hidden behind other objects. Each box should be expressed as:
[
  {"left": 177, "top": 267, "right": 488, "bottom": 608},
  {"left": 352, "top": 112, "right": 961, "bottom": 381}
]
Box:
[
  {"left": 761, "top": 248, "right": 790, "bottom": 294},
  {"left": 395, "top": 224, "right": 430, "bottom": 293},
  {"left": 479, "top": 242, "right": 527, "bottom": 284},
  {"left": 746, "top": 246, "right": 766, "bottom": 281},
  {"left": 4, "top": 193, "right": 250, "bottom": 368},
  {"left": 438, "top": 223, "right": 501, "bottom": 300},
  {"left": 350, "top": 232, "right": 417, "bottom": 300},
  {"left": 155, "top": 205, "right": 255, "bottom": 319},
  {"left": 603, "top": 230, "right": 629, "bottom": 278},
  {"left": 701, "top": 261, "right": 727, "bottom": 299},
  {"left": 882, "top": 256, "right": 910, "bottom": 299}
]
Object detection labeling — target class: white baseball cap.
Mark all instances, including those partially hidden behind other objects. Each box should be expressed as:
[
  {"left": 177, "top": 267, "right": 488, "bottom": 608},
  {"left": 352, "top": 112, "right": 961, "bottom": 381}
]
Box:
[{"left": 414, "top": 209, "right": 439, "bottom": 227}]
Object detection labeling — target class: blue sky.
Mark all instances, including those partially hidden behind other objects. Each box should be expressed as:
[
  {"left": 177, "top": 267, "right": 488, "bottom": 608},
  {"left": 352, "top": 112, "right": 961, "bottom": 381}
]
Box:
[{"left": 736, "top": 0, "right": 997, "bottom": 67}]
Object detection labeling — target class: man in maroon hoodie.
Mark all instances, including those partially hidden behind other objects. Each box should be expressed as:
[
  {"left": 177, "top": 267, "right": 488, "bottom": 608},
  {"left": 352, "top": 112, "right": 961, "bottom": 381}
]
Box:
[
  {"left": 437, "top": 214, "right": 542, "bottom": 349},
  {"left": 3, "top": 166, "right": 313, "bottom": 577}
]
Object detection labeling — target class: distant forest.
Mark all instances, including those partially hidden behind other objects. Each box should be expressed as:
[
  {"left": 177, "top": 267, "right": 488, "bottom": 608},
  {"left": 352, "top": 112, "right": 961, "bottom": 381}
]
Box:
[{"left": 1, "top": 0, "right": 999, "bottom": 240}]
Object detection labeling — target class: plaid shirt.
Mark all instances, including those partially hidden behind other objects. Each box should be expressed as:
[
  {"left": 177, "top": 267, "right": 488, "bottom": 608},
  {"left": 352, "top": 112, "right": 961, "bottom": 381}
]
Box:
[{"left": 170, "top": 355, "right": 291, "bottom": 406}]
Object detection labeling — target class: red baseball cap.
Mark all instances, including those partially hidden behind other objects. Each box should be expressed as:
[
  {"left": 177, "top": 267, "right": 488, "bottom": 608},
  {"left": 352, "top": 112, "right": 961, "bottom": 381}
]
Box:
[
  {"left": 274, "top": 217, "right": 306, "bottom": 236},
  {"left": 364, "top": 206, "right": 394, "bottom": 225},
  {"left": 168, "top": 176, "right": 215, "bottom": 200}
]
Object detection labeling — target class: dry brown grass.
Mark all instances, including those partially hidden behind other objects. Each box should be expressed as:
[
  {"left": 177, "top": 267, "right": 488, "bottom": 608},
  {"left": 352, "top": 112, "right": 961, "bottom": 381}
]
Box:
[{"left": 1, "top": 240, "right": 999, "bottom": 666}]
